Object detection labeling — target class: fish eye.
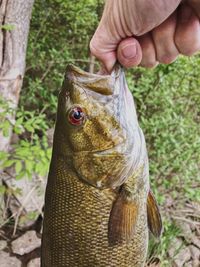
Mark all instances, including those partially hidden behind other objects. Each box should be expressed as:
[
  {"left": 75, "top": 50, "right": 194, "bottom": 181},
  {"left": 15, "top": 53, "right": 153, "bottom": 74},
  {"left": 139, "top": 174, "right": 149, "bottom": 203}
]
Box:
[{"left": 67, "top": 106, "right": 86, "bottom": 126}]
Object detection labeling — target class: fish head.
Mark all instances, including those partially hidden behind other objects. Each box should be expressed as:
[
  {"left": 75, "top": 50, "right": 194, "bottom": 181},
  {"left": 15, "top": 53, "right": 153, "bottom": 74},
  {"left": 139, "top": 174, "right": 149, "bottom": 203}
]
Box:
[{"left": 55, "top": 64, "right": 138, "bottom": 189}]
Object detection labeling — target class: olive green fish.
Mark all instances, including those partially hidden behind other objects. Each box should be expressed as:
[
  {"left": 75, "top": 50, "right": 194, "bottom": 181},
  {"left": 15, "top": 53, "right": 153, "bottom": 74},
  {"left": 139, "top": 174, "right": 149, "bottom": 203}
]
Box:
[{"left": 41, "top": 65, "right": 162, "bottom": 267}]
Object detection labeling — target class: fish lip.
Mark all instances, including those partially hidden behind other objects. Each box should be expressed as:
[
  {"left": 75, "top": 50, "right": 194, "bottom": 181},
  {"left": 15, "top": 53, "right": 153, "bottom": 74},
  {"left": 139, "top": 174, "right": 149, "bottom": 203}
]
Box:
[
  {"left": 65, "top": 64, "right": 122, "bottom": 94},
  {"left": 65, "top": 64, "right": 116, "bottom": 96},
  {"left": 66, "top": 64, "right": 121, "bottom": 80}
]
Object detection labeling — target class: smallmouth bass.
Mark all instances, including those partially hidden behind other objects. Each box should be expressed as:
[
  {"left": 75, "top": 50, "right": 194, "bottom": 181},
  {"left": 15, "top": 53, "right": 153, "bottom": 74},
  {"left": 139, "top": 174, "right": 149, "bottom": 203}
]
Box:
[{"left": 41, "top": 65, "right": 162, "bottom": 267}]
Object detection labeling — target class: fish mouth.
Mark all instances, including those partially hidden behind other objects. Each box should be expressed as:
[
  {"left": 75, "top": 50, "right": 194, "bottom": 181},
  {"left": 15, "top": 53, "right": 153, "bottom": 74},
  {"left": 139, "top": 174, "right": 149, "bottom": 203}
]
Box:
[
  {"left": 66, "top": 64, "right": 120, "bottom": 80},
  {"left": 65, "top": 63, "right": 129, "bottom": 130},
  {"left": 65, "top": 64, "right": 122, "bottom": 96}
]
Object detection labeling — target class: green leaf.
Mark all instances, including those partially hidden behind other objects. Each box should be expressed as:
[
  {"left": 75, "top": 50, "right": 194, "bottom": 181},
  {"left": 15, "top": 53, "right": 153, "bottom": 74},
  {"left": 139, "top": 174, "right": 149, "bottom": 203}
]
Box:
[
  {"left": 3, "top": 160, "right": 15, "bottom": 168},
  {"left": 0, "top": 24, "right": 15, "bottom": 31},
  {"left": 16, "top": 170, "right": 26, "bottom": 180},
  {"left": 25, "top": 160, "right": 33, "bottom": 173},
  {"left": 15, "top": 161, "right": 23, "bottom": 173}
]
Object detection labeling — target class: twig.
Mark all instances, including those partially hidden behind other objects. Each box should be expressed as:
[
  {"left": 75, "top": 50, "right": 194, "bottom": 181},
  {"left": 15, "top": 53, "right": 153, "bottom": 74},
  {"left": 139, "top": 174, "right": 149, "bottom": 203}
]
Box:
[
  {"left": 12, "top": 186, "right": 36, "bottom": 236},
  {"left": 89, "top": 55, "right": 95, "bottom": 73},
  {"left": 30, "top": 194, "right": 43, "bottom": 216},
  {"left": 171, "top": 215, "right": 200, "bottom": 226},
  {"left": 40, "top": 61, "right": 54, "bottom": 82}
]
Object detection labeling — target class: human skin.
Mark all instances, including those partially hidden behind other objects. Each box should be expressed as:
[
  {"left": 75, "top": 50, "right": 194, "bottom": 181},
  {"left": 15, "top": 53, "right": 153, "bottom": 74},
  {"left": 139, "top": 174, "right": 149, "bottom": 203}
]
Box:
[{"left": 90, "top": 0, "right": 200, "bottom": 71}]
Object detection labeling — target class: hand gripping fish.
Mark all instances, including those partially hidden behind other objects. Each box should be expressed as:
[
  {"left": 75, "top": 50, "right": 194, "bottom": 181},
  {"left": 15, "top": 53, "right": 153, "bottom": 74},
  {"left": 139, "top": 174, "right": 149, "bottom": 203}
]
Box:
[{"left": 41, "top": 65, "right": 162, "bottom": 267}]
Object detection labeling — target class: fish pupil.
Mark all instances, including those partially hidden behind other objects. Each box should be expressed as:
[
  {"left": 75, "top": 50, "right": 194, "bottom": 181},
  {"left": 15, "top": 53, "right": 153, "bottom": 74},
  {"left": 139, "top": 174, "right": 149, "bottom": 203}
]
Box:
[
  {"left": 68, "top": 106, "right": 85, "bottom": 126},
  {"left": 74, "top": 110, "right": 82, "bottom": 120}
]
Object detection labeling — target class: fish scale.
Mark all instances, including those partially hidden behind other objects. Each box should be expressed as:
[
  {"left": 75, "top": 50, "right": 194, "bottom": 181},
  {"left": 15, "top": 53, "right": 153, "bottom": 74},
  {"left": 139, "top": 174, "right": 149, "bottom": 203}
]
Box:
[
  {"left": 41, "top": 65, "right": 162, "bottom": 267},
  {"left": 42, "top": 158, "right": 148, "bottom": 267}
]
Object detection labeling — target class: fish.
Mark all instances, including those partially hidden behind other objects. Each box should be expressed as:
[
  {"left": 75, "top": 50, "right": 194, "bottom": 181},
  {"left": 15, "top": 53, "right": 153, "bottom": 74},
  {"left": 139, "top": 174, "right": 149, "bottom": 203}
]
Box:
[{"left": 41, "top": 64, "right": 162, "bottom": 267}]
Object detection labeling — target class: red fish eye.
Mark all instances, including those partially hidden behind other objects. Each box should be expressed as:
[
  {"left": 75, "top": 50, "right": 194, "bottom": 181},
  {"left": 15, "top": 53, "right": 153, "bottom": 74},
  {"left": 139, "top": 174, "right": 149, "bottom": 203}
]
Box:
[{"left": 68, "top": 107, "right": 85, "bottom": 126}]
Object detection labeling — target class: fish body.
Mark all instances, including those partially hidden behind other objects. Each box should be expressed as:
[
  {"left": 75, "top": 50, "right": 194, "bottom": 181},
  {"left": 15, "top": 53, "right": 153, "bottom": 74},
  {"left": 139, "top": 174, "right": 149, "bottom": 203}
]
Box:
[{"left": 41, "top": 65, "right": 162, "bottom": 267}]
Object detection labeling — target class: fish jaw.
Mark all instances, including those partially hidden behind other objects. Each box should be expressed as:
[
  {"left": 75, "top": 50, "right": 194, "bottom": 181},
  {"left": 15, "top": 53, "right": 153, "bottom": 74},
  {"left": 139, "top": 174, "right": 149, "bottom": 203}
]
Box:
[{"left": 54, "top": 65, "right": 140, "bottom": 189}]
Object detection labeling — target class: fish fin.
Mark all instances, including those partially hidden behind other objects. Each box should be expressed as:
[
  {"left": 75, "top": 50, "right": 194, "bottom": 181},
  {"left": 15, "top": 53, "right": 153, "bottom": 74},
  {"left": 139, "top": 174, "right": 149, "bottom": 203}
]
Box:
[
  {"left": 108, "top": 190, "right": 139, "bottom": 246},
  {"left": 147, "top": 190, "right": 163, "bottom": 238}
]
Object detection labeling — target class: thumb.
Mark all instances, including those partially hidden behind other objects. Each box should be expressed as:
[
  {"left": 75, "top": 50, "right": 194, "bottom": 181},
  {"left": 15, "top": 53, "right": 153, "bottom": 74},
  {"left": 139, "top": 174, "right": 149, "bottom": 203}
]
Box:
[
  {"left": 90, "top": 28, "right": 142, "bottom": 72},
  {"left": 90, "top": 0, "right": 143, "bottom": 72},
  {"left": 117, "top": 38, "right": 143, "bottom": 68}
]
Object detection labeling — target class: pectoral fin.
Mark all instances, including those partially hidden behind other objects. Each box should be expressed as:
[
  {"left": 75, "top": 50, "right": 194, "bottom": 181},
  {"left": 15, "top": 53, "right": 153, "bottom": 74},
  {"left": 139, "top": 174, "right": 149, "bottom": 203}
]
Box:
[
  {"left": 147, "top": 190, "right": 162, "bottom": 237},
  {"left": 108, "top": 190, "right": 138, "bottom": 246}
]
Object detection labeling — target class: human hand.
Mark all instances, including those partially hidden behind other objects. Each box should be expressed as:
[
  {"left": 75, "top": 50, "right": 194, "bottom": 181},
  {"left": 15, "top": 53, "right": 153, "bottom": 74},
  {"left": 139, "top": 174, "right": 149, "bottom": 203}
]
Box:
[{"left": 90, "top": 0, "right": 200, "bottom": 71}]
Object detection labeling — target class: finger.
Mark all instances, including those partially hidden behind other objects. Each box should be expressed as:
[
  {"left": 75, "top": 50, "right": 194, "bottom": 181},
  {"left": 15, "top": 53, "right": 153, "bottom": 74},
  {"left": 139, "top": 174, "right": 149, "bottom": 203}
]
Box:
[
  {"left": 137, "top": 33, "right": 158, "bottom": 68},
  {"left": 152, "top": 12, "right": 179, "bottom": 64},
  {"left": 90, "top": 0, "right": 182, "bottom": 72},
  {"left": 117, "top": 38, "right": 142, "bottom": 68},
  {"left": 187, "top": 0, "right": 200, "bottom": 17},
  {"left": 175, "top": 4, "right": 200, "bottom": 56},
  {"left": 129, "top": 0, "right": 182, "bottom": 35},
  {"left": 90, "top": 26, "right": 117, "bottom": 73}
]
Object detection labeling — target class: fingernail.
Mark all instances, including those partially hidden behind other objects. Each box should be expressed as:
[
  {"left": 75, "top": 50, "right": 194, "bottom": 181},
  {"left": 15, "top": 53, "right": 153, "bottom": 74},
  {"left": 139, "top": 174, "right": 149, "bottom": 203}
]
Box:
[
  {"left": 121, "top": 44, "right": 137, "bottom": 59},
  {"left": 180, "top": 5, "right": 193, "bottom": 22}
]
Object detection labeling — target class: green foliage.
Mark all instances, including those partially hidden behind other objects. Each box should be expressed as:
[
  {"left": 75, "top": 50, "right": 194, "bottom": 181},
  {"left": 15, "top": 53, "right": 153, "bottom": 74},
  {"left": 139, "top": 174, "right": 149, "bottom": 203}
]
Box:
[
  {"left": 21, "top": 0, "right": 103, "bottom": 116},
  {"left": 127, "top": 56, "right": 200, "bottom": 202},
  {"left": 0, "top": 0, "right": 199, "bottom": 264},
  {"left": 1, "top": 0, "right": 103, "bottom": 181},
  {"left": 148, "top": 219, "right": 181, "bottom": 265},
  {"left": 0, "top": 106, "right": 51, "bottom": 180},
  {"left": 0, "top": 24, "right": 15, "bottom": 31},
  {"left": 0, "top": 98, "right": 15, "bottom": 137}
]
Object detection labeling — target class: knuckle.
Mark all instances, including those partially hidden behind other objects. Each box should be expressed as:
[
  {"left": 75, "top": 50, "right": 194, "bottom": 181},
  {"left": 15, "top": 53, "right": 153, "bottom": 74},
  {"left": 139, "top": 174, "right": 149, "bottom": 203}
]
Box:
[
  {"left": 142, "top": 42, "right": 154, "bottom": 54},
  {"left": 89, "top": 37, "right": 103, "bottom": 58}
]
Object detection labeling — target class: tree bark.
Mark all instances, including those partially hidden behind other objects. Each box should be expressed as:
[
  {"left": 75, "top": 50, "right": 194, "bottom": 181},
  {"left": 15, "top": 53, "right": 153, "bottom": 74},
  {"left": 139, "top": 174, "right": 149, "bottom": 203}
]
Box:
[{"left": 0, "top": 0, "right": 34, "bottom": 152}]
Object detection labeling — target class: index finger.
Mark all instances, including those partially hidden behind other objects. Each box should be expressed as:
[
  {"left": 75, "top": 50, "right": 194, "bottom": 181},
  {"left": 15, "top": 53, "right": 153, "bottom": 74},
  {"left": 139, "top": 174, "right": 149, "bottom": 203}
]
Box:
[{"left": 187, "top": 0, "right": 200, "bottom": 17}]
